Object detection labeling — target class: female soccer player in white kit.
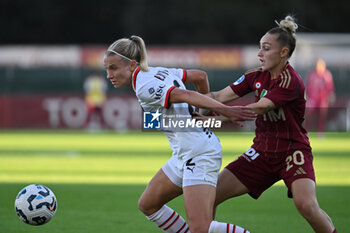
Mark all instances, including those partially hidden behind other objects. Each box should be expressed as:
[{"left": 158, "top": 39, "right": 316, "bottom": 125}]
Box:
[{"left": 103, "top": 35, "right": 255, "bottom": 233}]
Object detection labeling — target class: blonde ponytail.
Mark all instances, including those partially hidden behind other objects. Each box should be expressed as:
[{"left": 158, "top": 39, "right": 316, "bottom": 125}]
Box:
[
  {"left": 130, "top": 35, "right": 149, "bottom": 72},
  {"left": 106, "top": 35, "right": 149, "bottom": 72}
]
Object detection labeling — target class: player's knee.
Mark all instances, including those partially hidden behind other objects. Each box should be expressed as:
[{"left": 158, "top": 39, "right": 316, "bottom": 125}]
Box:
[
  {"left": 137, "top": 196, "right": 160, "bottom": 216},
  {"left": 294, "top": 198, "right": 319, "bottom": 219},
  {"left": 137, "top": 196, "right": 151, "bottom": 215}
]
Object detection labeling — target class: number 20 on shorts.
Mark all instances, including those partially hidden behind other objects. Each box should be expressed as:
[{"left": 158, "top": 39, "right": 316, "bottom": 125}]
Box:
[{"left": 285, "top": 150, "right": 305, "bottom": 172}]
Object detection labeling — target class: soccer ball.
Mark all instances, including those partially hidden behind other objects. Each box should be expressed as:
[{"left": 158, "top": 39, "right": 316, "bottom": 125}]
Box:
[{"left": 15, "top": 184, "right": 57, "bottom": 225}]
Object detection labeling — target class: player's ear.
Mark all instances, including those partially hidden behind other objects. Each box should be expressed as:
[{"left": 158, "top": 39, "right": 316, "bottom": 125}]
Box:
[
  {"left": 280, "top": 47, "right": 289, "bottom": 58},
  {"left": 129, "top": 60, "right": 138, "bottom": 71}
]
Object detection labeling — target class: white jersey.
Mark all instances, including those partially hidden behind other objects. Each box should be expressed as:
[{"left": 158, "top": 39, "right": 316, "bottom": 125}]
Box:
[{"left": 132, "top": 66, "right": 221, "bottom": 161}]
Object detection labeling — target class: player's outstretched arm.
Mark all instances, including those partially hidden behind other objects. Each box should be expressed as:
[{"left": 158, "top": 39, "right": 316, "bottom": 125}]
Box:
[
  {"left": 169, "top": 88, "right": 256, "bottom": 122},
  {"left": 246, "top": 97, "right": 276, "bottom": 115},
  {"left": 184, "top": 70, "right": 240, "bottom": 104},
  {"left": 197, "top": 85, "right": 241, "bottom": 116},
  {"left": 209, "top": 86, "right": 240, "bottom": 104}
]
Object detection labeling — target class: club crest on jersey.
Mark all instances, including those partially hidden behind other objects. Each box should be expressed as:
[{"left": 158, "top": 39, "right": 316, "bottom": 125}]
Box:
[
  {"left": 233, "top": 75, "right": 245, "bottom": 85},
  {"left": 143, "top": 110, "right": 162, "bottom": 129},
  {"left": 148, "top": 87, "right": 155, "bottom": 94},
  {"left": 255, "top": 82, "right": 261, "bottom": 89}
]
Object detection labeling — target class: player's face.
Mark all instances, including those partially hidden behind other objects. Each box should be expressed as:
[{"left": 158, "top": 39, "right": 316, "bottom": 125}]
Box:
[
  {"left": 104, "top": 55, "right": 134, "bottom": 88},
  {"left": 258, "top": 33, "right": 286, "bottom": 73}
]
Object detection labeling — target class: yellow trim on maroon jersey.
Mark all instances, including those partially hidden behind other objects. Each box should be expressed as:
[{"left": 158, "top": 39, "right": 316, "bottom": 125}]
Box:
[{"left": 279, "top": 69, "right": 292, "bottom": 89}]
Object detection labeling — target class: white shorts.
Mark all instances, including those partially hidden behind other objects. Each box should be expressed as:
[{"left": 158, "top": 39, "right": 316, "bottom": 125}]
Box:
[{"left": 162, "top": 151, "right": 222, "bottom": 188}]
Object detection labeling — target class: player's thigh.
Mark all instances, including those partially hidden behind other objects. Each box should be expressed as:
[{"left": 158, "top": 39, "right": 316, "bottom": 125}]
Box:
[
  {"left": 138, "top": 168, "right": 182, "bottom": 215},
  {"left": 183, "top": 184, "right": 216, "bottom": 231},
  {"left": 282, "top": 149, "right": 315, "bottom": 198},
  {"left": 215, "top": 168, "right": 249, "bottom": 206}
]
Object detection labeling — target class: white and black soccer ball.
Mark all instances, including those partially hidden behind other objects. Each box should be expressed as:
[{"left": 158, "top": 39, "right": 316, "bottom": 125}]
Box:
[{"left": 15, "top": 184, "right": 57, "bottom": 225}]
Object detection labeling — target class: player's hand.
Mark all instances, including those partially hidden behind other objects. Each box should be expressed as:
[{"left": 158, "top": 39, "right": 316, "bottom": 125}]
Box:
[
  {"left": 221, "top": 106, "right": 257, "bottom": 123},
  {"left": 198, "top": 108, "right": 211, "bottom": 116},
  {"left": 191, "top": 111, "right": 207, "bottom": 121}
]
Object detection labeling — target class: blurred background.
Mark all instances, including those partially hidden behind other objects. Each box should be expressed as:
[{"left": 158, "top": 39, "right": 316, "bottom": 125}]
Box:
[{"left": 0, "top": 0, "right": 349, "bottom": 132}]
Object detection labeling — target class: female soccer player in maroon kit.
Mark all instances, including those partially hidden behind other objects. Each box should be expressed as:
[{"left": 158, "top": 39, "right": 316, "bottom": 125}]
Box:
[{"left": 208, "top": 16, "right": 337, "bottom": 233}]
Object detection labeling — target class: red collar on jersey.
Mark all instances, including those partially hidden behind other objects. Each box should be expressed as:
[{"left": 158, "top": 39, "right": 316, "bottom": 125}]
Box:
[{"left": 132, "top": 66, "right": 141, "bottom": 91}]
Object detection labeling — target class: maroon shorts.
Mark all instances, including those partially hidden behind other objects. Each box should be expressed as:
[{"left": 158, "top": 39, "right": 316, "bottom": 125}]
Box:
[{"left": 225, "top": 147, "right": 315, "bottom": 199}]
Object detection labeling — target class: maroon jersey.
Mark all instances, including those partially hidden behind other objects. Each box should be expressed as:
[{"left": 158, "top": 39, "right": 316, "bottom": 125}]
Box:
[
  {"left": 306, "top": 69, "right": 334, "bottom": 108},
  {"left": 230, "top": 63, "right": 311, "bottom": 154}
]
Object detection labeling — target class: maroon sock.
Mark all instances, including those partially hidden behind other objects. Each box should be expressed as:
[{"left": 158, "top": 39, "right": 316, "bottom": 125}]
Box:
[{"left": 333, "top": 229, "right": 337, "bottom": 233}]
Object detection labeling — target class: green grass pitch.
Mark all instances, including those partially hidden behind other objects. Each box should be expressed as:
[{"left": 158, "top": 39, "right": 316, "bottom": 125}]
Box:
[{"left": 0, "top": 130, "right": 349, "bottom": 233}]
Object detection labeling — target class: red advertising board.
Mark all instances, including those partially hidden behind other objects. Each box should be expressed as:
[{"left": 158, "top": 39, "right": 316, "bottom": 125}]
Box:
[
  {"left": 0, "top": 94, "right": 349, "bottom": 131},
  {"left": 0, "top": 94, "right": 142, "bottom": 129}
]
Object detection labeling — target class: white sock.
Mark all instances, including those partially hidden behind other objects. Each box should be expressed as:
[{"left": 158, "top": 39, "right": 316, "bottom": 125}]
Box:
[
  {"left": 208, "top": 220, "right": 250, "bottom": 233},
  {"left": 147, "top": 205, "right": 190, "bottom": 233}
]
